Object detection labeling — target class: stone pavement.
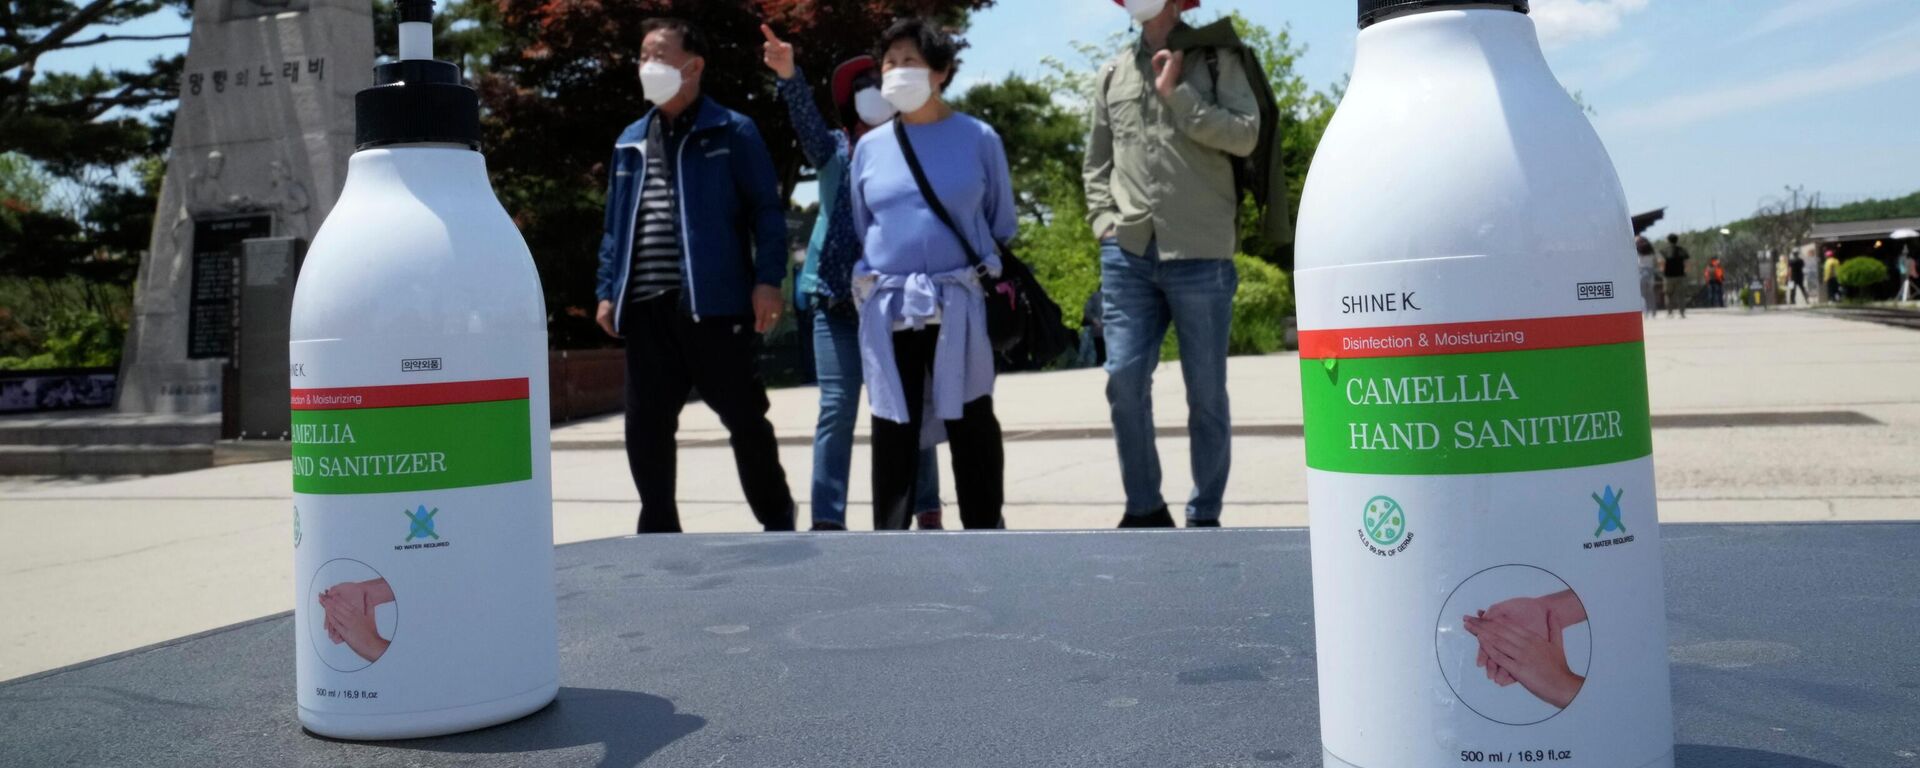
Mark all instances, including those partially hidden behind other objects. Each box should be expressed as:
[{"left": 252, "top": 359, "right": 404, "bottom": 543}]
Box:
[{"left": 3, "top": 309, "right": 1917, "bottom": 681}]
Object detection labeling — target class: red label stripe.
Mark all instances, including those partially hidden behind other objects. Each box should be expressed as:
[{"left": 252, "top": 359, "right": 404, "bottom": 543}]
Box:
[
  {"left": 1300, "top": 312, "right": 1643, "bottom": 359},
  {"left": 290, "top": 378, "right": 529, "bottom": 410}
]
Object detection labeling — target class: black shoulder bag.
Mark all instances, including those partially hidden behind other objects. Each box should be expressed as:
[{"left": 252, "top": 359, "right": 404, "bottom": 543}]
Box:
[{"left": 892, "top": 119, "right": 1074, "bottom": 368}]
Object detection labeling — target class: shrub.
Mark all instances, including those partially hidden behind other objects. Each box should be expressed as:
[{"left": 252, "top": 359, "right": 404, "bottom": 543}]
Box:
[
  {"left": 1836, "top": 257, "right": 1889, "bottom": 290},
  {"left": 1230, "top": 254, "right": 1294, "bottom": 355},
  {"left": 0, "top": 277, "right": 131, "bottom": 371}
]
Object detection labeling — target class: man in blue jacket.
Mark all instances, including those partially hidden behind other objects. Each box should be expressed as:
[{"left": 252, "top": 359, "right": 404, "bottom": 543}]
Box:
[{"left": 594, "top": 18, "right": 794, "bottom": 534}]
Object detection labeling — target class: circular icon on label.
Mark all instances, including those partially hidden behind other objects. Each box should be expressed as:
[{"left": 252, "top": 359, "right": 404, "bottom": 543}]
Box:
[
  {"left": 1363, "top": 495, "right": 1406, "bottom": 547},
  {"left": 309, "top": 558, "right": 398, "bottom": 673},
  {"left": 1436, "top": 564, "right": 1592, "bottom": 726}
]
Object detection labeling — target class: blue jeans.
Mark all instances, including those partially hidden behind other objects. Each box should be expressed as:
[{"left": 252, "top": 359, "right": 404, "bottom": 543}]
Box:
[
  {"left": 811, "top": 306, "right": 939, "bottom": 526},
  {"left": 1100, "top": 239, "right": 1237, "bottom": 523}
]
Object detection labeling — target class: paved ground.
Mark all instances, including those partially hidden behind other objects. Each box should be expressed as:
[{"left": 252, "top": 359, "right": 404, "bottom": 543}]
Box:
[{"left": 3, "top": 309, "right": 1917, "bottom": 681}]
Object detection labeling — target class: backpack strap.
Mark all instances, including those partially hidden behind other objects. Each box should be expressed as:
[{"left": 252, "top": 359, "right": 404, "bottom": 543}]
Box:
[{"left": 893, "top": 119, "right": 986, "bottom": 272}]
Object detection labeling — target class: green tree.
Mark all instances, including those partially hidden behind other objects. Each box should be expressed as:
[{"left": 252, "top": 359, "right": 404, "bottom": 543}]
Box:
[
  {"left": 0, "top": 275, "right": 130, "bottom": 369},
  {"left": 1817, "top": 191, "right": 1920, "bottom": 223},
  {"left": 1, "top": 1, "right": 188, "bottom": 168},
  {"left": 0, "top": 1, "right": 182, "bottom": 370},
  {"left": 1, "top": 0, "right": 184, "bottom": 283}
]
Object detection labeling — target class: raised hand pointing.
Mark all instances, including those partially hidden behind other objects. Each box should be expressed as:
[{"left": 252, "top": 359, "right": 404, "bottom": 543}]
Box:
[{"left": 761, "top": 24, "right": 796, "bottom": 80}]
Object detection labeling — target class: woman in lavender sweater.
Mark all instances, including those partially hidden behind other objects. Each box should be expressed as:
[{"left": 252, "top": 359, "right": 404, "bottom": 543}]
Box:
[
  {"left": 762, "top": 25, "right": 947, "bottom": 532},
  {"left": 850, "top": 18, "right": 1017, "bottom": 530}
]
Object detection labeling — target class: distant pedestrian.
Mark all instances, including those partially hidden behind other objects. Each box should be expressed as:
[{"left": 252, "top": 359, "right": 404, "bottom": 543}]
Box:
[
  {"left": 1704, "top": 256, "right": 1726, "bottom": 308},
  {"left": 1635, "top": 236, "right": 1658, "bottom": 318},
  {"left": 1786, "top": 251, "right": 1807, "bottom": 305},
  {"left": 1823, "top": 250, "right": 1841, "bottom": 302},
  {"left": 1663, "top": 234, "right": 1691, "bottom": 318},
  {"left": 1898, "top": 246, "right": 1916, "bottom": 302}
]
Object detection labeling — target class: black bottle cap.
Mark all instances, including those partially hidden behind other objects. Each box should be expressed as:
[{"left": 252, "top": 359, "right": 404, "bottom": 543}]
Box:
[
  {"left": 398, "top": 0, "right": 434, "bottom": 24},
  {"left": 1359, "top": 1, "right": 1528, "bottom": 29},
  {"left": 353, "top": 3, "right": 481, "bottom": 150}
]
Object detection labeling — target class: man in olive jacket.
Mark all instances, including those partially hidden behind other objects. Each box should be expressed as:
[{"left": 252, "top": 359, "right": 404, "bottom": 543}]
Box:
[{"left": 1084, "top": 0, "right": 1260, "bottom": 529}]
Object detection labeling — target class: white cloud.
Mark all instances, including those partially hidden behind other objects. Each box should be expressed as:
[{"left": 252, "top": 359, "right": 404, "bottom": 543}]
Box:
[
  {"left": 1530, "top": 0, "right": 1652, "bottom": 48},
  {"left": 1740, "top": 0, "right": 1887, "bottom": 41},
  {"left": 1559, "top": 39, "right": 1653, "bottom": 90},
  {"left": 1601, "top": 30, "right": 1920, "bottom": 133}
]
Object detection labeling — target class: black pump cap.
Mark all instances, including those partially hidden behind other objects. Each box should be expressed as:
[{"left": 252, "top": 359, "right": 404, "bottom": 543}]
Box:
[
  {"left": 1359, "top": 0, "right": 1528, "bottom": 29},
  {"left": 397, "top": 0, "right": 434, "bottom": 23},
  {"left": 353, "top": 3, "right": 481, "bottom": 150}
]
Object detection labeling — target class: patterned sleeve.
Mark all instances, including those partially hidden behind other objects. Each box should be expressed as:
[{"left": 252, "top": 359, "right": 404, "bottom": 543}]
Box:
[{"left": 775, "top": 69, "right": 847, "bottom": 170}]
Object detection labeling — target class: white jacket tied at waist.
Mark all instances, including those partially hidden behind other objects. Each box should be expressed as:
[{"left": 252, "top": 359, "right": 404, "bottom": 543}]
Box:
[{"left": 853, "top": 265, "right": 997, "bottom": 428}]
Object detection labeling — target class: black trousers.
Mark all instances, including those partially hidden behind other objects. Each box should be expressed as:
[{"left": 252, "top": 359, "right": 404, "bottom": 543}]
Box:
[
  {"left": 870, "top": 328, "right": 1004, "bottom": 531},
  {"left": 623, "top": 296, "right": 794, "bottom": 533}
]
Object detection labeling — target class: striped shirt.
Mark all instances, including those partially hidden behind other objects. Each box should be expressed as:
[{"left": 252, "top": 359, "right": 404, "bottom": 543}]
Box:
[{"left": 628, "top": 115, "right": 690, "bottom": 303}]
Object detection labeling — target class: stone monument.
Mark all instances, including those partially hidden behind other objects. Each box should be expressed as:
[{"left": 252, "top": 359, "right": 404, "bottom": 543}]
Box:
[{"left": 116, "top": 0, "right": 372, "bottom": 414}]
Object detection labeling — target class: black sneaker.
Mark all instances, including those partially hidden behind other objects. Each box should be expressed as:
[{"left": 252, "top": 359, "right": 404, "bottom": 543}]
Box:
[
  {"left": 811, "top": 521, "right": 847, "bottom": 532},
  {"left": 1118, "top": 506, "right": 1176, "bottom": 529},
  {"left": 1187, "top": 519, "right": 1222, "bottom": 528}
]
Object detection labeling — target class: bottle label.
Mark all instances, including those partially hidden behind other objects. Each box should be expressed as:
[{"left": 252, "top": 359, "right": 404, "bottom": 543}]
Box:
[
  {"left": 291, "top": 334, "right": 556, "bottom": 718},
  {"left": 291, "top": 378, "right": 532, "bottom": 494},
  {"left": 1297, "top": 255, "right": 1672, "bottom": 768},
  {"left": 1299, "top": 312, "right": 1651, "bottom": 474}
]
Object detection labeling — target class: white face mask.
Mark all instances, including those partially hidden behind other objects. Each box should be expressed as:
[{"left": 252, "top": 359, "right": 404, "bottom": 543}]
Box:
[
  {"left": 1124, "top": 0, "right": 1167, "bottom": 23},
  {"left": 853, "top": 87, "right": 896, "bottom": 127},
  {"left": 881, "top": 67, "right": 934, "bottom": 114},
  {"left": 638, "top": 60, "right": 690, "bottom": 104}
]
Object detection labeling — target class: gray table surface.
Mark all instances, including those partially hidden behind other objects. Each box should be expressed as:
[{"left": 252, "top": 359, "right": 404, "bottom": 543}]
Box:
[{"left": 2, "top": 525, "right": 1913, "bottom": 767}]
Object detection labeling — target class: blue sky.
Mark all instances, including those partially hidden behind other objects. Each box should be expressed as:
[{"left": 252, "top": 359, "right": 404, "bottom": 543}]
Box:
[
  {"left": 966, "top": 0, "right": 1920, "bottom": 233},
  {"left": 40, "top": 0, "right": 1920, "bottom": 233}
]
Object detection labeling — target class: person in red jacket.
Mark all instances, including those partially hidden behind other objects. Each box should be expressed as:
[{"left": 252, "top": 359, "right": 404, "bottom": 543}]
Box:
[{"left": 1704, "top": 257, "right": 1727, "bottom": 308}]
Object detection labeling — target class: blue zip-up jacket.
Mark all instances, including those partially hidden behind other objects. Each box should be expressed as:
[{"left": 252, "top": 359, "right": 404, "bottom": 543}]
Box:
[{"left": 595, "top": 96, "right": 789, "bottom": 332}]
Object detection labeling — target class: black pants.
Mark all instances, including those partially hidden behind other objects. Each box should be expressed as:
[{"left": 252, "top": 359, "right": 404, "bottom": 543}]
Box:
[
  {"left": 870, "top": 328, "right": 1004, "bottom": 531},
  {"left": 623, "top": 296, "right": 794, "bottom": 533}
]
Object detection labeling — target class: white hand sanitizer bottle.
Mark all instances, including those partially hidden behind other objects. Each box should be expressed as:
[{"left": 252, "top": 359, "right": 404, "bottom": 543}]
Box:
[
  {"left": 1295, "top": 2, "right": 1673, "bottom": 766},
  {"left": 290, "top": 0, "right": 557, "bottom": 740}
]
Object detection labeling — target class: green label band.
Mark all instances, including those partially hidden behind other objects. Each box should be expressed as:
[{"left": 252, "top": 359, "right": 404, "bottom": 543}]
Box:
[
  {"left": 291, "top": 398, "right": 532, "bottom": 495},
  {"left": 1301, "top": 343, "right": 1653, "bottom": 475}
]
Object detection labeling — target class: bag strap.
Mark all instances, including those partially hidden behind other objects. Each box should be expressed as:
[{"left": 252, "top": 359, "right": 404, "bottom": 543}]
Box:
[{"left": 893, "top": 119, "right": 986, "bottom": 271}]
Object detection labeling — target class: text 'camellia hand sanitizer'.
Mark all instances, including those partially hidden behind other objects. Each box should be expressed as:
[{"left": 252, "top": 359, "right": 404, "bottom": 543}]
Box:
[
  {"left": 290, "top": 0, "right": 557, "bottom": 740},
  {"left": 1296, "top": 2, "right": 1673, "bottom": 767}
]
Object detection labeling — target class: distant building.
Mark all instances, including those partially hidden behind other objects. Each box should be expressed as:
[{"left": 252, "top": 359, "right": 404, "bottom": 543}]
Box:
[{"left": 1806, "top": 217, "right": 1920, "bottom": 300}]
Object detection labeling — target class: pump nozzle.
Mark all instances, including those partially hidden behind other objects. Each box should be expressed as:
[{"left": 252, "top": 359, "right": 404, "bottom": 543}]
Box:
[
  {"left": 398, "top": 0, "right": 435, "bottom": 60},
  {"left": 357, "top": 0, "right": 478, "bottom": 150}
]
